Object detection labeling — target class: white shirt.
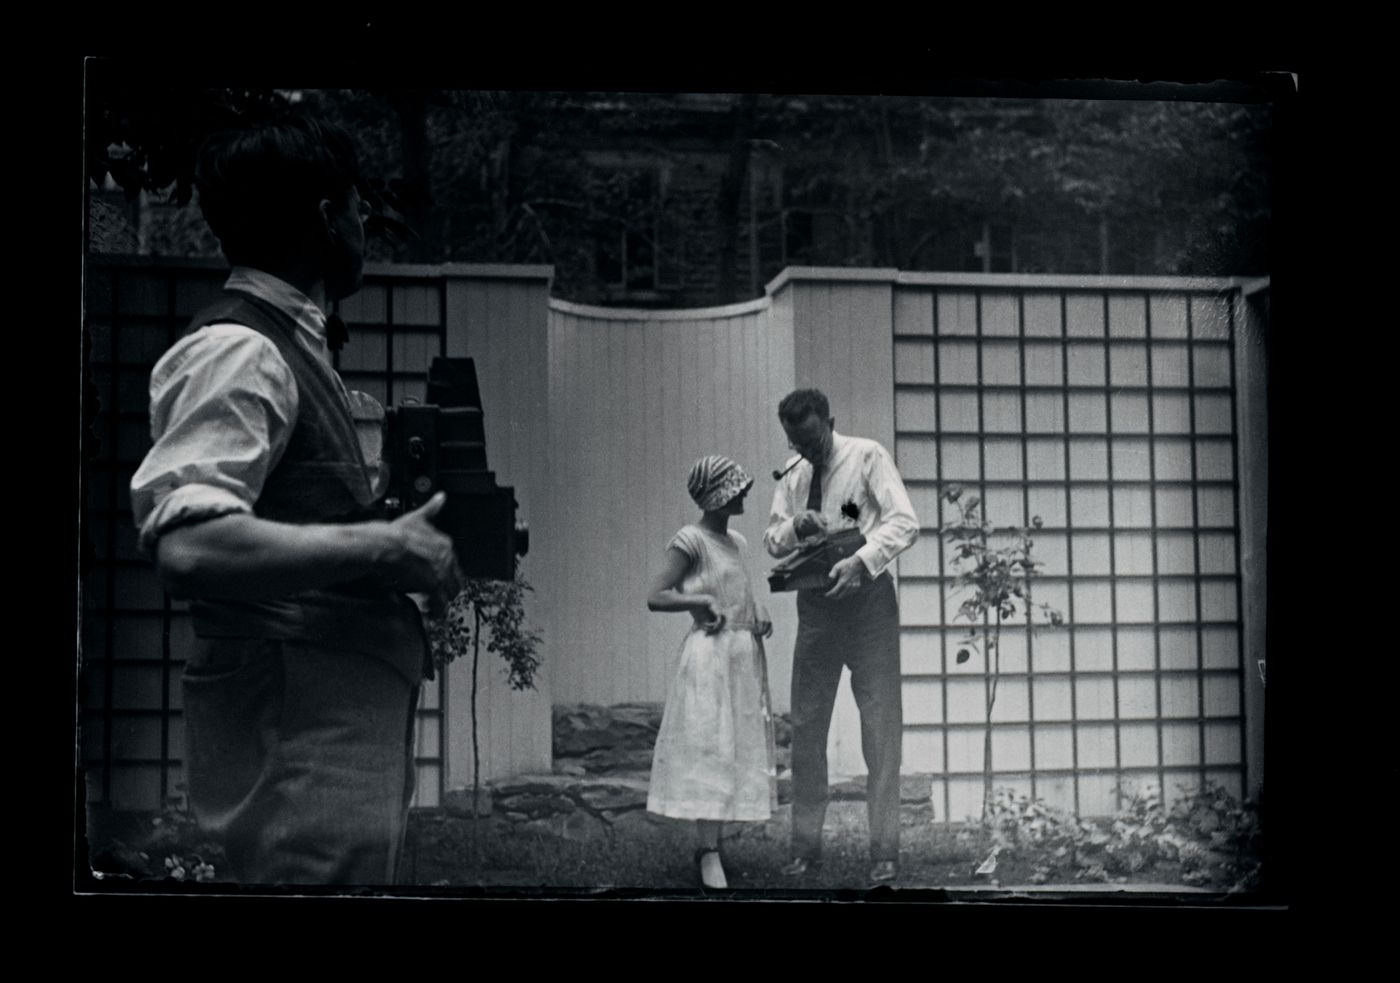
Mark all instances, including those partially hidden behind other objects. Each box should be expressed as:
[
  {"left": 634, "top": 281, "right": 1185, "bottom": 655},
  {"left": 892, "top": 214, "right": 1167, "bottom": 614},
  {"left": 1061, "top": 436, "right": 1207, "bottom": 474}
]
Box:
[
  {"left": 129, "top": 268, "right": 384, "bottom": 553},
  {"left": 763, "top": 431, "right": 919, "bottom": 580}
]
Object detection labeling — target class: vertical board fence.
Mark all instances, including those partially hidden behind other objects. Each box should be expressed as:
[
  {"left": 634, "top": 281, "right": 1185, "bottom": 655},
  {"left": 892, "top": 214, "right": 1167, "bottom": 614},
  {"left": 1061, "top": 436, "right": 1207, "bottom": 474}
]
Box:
[{"left": 544, "top": 297, "right": 797, "bottom": 707}]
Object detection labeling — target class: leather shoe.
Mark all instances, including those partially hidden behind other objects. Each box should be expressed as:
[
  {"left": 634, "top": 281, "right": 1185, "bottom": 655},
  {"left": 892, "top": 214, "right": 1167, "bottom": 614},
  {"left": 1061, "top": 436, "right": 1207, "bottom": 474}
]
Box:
[
  {"left": 869, "top": 860, "right": 898, "bottom": 885},
  {"left": 781, "top": 856, "right": 820, "bottom": 876}
]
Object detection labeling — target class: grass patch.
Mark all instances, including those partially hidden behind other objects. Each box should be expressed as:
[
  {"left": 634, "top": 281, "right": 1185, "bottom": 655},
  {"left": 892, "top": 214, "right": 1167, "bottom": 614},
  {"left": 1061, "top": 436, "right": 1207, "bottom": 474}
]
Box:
[
  {"left": 81, "top": 785, "right": 1262, "bottom": 896},
  {"left": 406, "top": 803, "right": 981, "bottom": 892},
  {"left": 404, "top": 800, "right": 1240, "bottom": 895}
]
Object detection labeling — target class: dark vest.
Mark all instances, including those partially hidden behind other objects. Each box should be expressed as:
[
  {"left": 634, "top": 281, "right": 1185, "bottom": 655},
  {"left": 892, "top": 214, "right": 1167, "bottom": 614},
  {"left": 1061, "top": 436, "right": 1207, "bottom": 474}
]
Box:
[{"left": 180, "top": 289, "right": 427, "bottom": 684}]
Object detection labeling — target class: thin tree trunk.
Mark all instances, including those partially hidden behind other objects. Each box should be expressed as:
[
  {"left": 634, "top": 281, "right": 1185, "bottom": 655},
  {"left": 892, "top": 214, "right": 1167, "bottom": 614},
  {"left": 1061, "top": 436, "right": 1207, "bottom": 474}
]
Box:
[
  {"left": 490, "top": 134, "right": 512, "bottom": 247},
  {"left": 748, "top": 159, "right": 760, "bottom": 298},
  {"left": 715, "top": 94, "right": 759, "bottom": 304},
  {"left": 388, "top": 89, "right": 434, "bottom": 263},
  {"left": 471, "top": 603, "right": 482, "bottom": 867},
  {"left": 982, "top": 612, "right": 1002, "bottom": 821},
  {"left": 876, "top": 98, "right": 900, "bottom": 267}
]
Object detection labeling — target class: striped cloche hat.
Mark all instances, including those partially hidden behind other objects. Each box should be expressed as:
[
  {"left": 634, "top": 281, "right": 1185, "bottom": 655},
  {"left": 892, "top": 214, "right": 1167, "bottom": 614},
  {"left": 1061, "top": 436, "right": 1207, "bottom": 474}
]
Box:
[{"left": 687, "top": 455, "right": 754, "bottom": 512}]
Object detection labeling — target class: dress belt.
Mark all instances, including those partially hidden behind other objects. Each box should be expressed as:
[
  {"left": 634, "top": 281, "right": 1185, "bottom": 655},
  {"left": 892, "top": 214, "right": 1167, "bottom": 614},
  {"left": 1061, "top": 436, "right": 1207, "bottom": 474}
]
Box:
[{"left": 693, "top": 619, "right": 763, "bottom": 633}]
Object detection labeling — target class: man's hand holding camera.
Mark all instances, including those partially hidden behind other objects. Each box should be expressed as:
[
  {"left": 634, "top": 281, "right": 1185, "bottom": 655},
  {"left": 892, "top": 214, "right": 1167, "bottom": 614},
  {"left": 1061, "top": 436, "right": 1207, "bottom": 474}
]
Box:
[
  {"left": 381, "top": 491, "right": 463, "bottom": 616},
  {"left": 825, "top": 554, "right": 866, "bottom": 600}
]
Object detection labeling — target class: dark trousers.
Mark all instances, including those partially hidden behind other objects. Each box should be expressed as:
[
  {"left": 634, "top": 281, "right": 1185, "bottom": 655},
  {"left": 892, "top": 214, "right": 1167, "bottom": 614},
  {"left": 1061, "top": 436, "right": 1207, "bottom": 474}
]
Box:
[
  {"left": 181, "top": 638, "right": 419, "bottom": 886},
  {"left": 790, "top": 574, "right": 902, "bottom": 862}
]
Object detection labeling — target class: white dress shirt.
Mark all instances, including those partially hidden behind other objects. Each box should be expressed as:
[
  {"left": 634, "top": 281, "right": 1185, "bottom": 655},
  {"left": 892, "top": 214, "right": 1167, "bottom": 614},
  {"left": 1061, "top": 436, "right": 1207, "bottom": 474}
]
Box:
[
  {"left": 129, "top": 268, "right": 385, "bottom": 553},
  {"left": 763, "top": 431, "right": 919, "bottom": 580}
]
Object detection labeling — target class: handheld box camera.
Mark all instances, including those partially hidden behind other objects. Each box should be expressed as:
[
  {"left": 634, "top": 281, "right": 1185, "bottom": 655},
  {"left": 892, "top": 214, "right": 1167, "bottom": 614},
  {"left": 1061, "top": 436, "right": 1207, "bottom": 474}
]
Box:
[
  {"left": 384, "top": 357, "right": 528, "bottom": 581},
  {"left": 767, "top": 528, "right": 866, "bottom": 592}
]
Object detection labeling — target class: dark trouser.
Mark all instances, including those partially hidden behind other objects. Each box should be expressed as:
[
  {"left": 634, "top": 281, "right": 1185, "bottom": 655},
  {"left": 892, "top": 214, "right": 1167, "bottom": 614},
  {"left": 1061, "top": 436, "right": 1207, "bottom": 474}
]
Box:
[
  {"left": 790, "top": 574, "right": 902, "bottom": 863},
  {"left": 181, "top": 638, "right": 419, "bottom": 886}
]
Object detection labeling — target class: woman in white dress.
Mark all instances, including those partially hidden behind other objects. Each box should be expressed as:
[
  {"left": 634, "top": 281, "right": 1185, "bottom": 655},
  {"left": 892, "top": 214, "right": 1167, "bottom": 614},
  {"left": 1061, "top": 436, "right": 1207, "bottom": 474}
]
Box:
[{"left": 646, "top": 455, "right": 778, "bottom": 890}]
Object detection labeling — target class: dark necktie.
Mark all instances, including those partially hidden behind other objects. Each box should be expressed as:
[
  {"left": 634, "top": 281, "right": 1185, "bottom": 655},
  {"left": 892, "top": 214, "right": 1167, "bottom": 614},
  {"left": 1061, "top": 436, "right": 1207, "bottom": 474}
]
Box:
[
  {"left": 325, "top": 312, "right": 350, "bottom": 353},
  {"left": 806, "top": 462, "right": 823, "bottom": 512}
]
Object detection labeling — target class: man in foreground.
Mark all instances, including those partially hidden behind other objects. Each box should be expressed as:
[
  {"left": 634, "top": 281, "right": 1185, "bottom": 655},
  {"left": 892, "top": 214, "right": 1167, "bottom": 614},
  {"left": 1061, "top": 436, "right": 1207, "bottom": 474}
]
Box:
[{"left": 129, "top": 115, "right": 461, "bottom": 885}]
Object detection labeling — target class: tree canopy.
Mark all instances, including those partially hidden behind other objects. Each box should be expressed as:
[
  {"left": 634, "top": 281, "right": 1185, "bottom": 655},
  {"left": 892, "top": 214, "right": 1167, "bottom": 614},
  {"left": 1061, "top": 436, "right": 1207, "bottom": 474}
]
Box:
[{"left": 86, "top": 83, "right": 1280, "bottom": 302}]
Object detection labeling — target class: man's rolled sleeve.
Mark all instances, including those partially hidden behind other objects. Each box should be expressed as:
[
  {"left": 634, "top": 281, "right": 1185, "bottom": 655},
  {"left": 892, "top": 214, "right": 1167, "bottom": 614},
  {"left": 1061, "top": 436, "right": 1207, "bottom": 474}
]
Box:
[
  {"left": 137, "top": 484, "right": 253, "bottom": 554},
  {"left": 130, "top": 325, "right": 298, "bottom": 554}
]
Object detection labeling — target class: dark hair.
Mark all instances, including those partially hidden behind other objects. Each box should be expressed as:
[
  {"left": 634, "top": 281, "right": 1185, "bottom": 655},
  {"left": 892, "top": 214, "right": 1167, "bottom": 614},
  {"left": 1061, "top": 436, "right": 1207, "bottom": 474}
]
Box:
[
  {"left": 778, "top": 388, "right": 830, "bottom": 426},
  {"left": 195, "top": 114, "right": 361, "bottom": 269}
]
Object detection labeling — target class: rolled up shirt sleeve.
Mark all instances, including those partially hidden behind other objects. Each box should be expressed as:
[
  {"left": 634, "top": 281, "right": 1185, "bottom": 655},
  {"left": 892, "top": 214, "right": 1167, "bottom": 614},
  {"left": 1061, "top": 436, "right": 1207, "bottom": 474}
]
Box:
[
  {"left": 130, "top": 324, "right": 299, "bottom": 554},
  {"left": 854, "top": 442, "right": 919, "bottom": 578}
]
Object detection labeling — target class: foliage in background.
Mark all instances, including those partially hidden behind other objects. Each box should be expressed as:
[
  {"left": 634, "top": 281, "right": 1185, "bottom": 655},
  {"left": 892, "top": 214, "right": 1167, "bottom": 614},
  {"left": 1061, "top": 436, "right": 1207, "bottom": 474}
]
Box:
[
  {"left": 940, "top": 485, "right": 1064, "bottom": 819},
  {"left": 769, "top": 94, "right": 1273, "bottom": 275},
  {"left": 84, "top": 81, "right": 414, "bottom": 256},
  {"left": 983, "top": 782, "right": 1263, "bottom": 891},
  {"left": 427, "top": 576, "right": 542, "bottom": 688},
  {"left": 86, "top": 82, "right": 292, "bottom": 208},
  {"left": 87, "top": 80, "right": 1277, "bottom": 301}
]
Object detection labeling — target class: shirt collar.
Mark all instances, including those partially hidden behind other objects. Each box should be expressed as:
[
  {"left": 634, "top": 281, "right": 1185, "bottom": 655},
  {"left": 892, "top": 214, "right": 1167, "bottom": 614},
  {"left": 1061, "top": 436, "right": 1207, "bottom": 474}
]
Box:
[{"left": 224, "top": 267, "right": 329, "bottom": 344}]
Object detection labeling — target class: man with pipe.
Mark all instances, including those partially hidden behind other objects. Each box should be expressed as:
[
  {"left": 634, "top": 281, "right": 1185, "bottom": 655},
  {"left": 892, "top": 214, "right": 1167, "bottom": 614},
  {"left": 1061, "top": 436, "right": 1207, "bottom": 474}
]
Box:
[{"left": 764, "top": 388, "right": 918, "bottom": 886}]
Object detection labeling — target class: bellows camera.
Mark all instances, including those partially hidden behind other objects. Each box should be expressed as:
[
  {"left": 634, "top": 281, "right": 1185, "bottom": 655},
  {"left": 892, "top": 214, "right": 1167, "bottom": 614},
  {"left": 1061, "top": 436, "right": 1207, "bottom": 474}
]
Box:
[{"left": 384, "top": 357, "right": 528, "bottom": 581}]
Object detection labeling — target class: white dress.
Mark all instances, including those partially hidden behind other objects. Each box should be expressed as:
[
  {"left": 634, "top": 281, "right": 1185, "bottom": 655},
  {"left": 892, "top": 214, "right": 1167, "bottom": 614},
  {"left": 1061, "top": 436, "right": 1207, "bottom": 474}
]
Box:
[{"left": 647, "top": 525, "right": 778, "bottom": 822}]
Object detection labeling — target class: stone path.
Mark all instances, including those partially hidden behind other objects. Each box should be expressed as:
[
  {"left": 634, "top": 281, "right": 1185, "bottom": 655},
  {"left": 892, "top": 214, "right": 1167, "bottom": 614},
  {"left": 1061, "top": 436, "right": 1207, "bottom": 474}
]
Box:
[{"left": 444, "top": 703, "right": 943, "bottom": 842}]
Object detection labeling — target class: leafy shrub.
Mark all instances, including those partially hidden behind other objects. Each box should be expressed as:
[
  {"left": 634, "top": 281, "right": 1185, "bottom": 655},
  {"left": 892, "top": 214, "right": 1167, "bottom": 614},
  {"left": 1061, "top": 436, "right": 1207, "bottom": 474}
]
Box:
[
  {"left": 983, "top": 782, "right": 1262, "bottom": 890},
  {"left": 427, "top": 576, "right": 541, "bottom": 688},
  {"left": 87, "top": 788, "right": 225, "bottom": 884}
]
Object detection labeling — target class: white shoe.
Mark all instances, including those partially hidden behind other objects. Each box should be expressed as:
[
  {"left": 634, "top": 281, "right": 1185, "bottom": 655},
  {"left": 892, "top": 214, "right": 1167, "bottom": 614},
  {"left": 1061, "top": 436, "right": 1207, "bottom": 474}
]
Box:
[{"left": 695, "top": 848, "right": 728, "bottom": 890}]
